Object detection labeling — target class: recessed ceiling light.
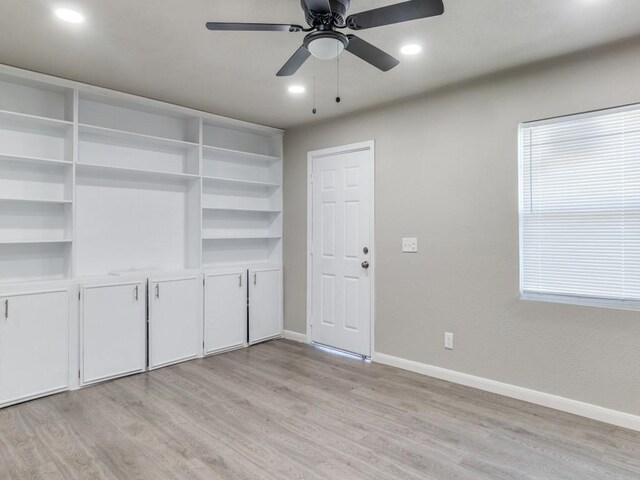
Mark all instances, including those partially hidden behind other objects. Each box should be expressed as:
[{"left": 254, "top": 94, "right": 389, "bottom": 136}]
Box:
[
  {"left": 288, "top": 85, "right": 306, "bottom": 94},
  {"left": 54, "top": 8, "right": 85, "bottom": 24},
  {"left": 400, "top": 44, "right": 422, "bottom": 56}
]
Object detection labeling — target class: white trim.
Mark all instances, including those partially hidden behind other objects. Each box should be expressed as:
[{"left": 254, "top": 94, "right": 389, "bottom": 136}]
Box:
[
  {"left": 283, "top": 330, "right": 308, "bottom": 343},
  {"left": 521, "top": 292, "right": 640, "bottom": 311},
  {"left": 373, "top": 352, "right": 640, "bottom": 432},
  {"left": 306, "top": 141, "right": 376, "bottom": 356},
  {"left": 523, "top": 101, "right": 640, "bottom": 128}
]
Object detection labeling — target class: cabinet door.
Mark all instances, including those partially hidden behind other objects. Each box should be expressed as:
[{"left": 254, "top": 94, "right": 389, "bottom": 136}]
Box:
[
  {"left": 204, "top": 271, "right": 247, "bottom": 355},
  {"left": 249, "top": 268, "right": 282, "bottom": 344},
  {"left": 149, "top": 277, "right": 200, "bottom": 369},
  {"left": 0, "top": 290, "right": 69, "bottom": 407},
  {"left": 82, "top": 282, "right": 146, "bottom": 385}
]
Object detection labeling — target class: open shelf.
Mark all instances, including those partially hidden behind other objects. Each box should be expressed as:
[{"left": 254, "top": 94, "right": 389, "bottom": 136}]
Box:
[
  {"left": 202, "top": 206, "right": 280, "bottom": 213},
  {"left": 0, "top": 153, "right": 72, "bottom": 167},
  {"left": 75, "top": 172, "right": 201, "bottom": 277},
  {"left": 78, "top": 124, "right": 200, "bottom": 176},
  {"left": 79, "top": 91, "right": 200, "bottom": 143},
  {"left": 202, "top": 145, "right": 279, "bottom": 163},
  {"left": 203, "top": 121, "right": 281, "bottom": 158},
  {"left": 79, "top": 124, "right": 198, "bottom": 151},
  {"left": 0, "top": 109, "right": 72, "bottom": 135},
  {"left": 0, "top": 200, "right": 72, "bottom": 246},
  {"left": 202, "top": 176, "right": 280, "bottom": 188},
  {"left": 0, "top": 242, "right": 72, "bottom": 284},
  {"left": 0, "top": 239, "right": 72, "bottom": 245},
  {"left": 203, "top": 235, "right": 282, "bottom": 240},
  {"left": 0, "top": 73, "right": 73, "bottom": 122},
  {"left": 202, "top": 236, "right": 281, "bottom": 267},
  {"left": 202, "top": 207, "right": 282, "bottom": 240},
  {"left": 76, "top": 163, "right": 200, "bottom": 183},
  {"left": 0, "top": 197, "right": 72, "bottom": 205},
  {"left": 0, "top": 108, "right": 72, "bottom": 162}
]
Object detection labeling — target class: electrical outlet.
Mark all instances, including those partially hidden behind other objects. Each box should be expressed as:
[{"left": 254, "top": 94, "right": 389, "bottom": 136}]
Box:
[
  {"left": 402, "top": 237, "right": 418, "bottom": 253},
  {"left": 444, "top": 332, "right": 454, "bottom": 350}
]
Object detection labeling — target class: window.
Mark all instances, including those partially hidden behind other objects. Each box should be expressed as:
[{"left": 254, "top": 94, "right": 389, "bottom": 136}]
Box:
[{"left": 519, "top": 105, "right": 640, "bottom": 308}]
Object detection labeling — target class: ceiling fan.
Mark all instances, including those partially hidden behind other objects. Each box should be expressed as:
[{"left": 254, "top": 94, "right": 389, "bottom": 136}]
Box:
[{"left": 206, "top": 0, "right": 445, "bottom": 77}]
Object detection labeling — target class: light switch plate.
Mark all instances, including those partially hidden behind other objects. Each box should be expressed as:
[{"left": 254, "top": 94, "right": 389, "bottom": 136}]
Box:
[
  {"left": 445, "top": 332, "right": 454, "bottom": 350},
  {"left": 402, "top": 237, "right": 418, "bottom": 253}
]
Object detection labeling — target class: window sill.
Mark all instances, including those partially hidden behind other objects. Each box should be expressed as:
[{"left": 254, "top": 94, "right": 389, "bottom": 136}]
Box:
[{"left": 520, "top": 292, "right": 640, "bottom": 311}]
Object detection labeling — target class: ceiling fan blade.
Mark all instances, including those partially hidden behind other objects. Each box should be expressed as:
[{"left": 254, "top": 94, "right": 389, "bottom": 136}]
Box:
[
  {"left": 346, "top": 0, "right": 444, "bottom": 30},
  {"left": 206, "top": 22, "right": 304, "bottom": 32},
  {"left": 301, "top": 0, "right": 332, "bottom": 14},
  {"left": 345, "top": 35, "right": 399, "bottom": 72},
  {"left": 276, "top": 46, "right": 311, "bottom": 76}
]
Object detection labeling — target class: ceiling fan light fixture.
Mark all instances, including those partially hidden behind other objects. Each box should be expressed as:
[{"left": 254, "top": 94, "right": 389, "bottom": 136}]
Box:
[
  {"left": 308, "top": 37, "right": 345, "bottom": 60},
  {"left": 304, "top": 31, "right": 348, "bottom": 60}
]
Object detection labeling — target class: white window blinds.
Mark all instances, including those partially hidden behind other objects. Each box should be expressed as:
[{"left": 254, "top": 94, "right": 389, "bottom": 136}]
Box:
[{"left": 520, "top": 105, "right": 640, "bottom": 307}]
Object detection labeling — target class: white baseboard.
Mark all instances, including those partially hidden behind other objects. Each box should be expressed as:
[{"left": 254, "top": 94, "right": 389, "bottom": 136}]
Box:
[
  {"left": 283, "top": 330, "right": 308, "bottom": 343},
  {"left": 373, "top": 352, "right": 640, "bottom": 432}
]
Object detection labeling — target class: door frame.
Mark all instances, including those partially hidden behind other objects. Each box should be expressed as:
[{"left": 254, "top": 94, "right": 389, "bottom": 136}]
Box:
[{"left": 306, "top": 140, "right": 375, "bottom": 356}]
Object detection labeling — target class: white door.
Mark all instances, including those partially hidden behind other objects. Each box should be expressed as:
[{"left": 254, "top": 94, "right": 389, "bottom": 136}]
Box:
[
  {"left": 249, "top": 268, "right": 282, "bottom": 344},
  {"left": 0, "top": 290, "right": 69, "bottom": 407},
  {"left": 204, "top": 271, "right": 247, "bottom": 355},
  {"left": 149, "top": 276, "right": 200, "bottom": 369},
  {"left": 310, "top": 142, "right": 373, "bottom": 356},
  {"left": 82, "top": 282, "right": 146, "bottom": 384}
]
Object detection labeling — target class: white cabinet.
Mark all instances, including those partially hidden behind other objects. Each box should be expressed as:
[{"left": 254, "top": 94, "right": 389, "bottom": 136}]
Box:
[
  {"left": 204, "top": 270, "right": 247, "bottom": 355},
  {"left": 149, "top": 276, "right": 200, "bottom": 369},
  {"left": 0, "top": 289, "right": 69, "bottom": 407},
  {"left": 81, "top": 281, "right": 146, "bottom": 385},
  {"left": 249, "top": 268, "right": 282, "bottom": 344}
]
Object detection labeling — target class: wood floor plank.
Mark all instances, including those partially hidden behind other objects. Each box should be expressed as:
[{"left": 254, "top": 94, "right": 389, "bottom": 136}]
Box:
[{"left": 0, "top": 339, "right": 638, "bottom": 480}]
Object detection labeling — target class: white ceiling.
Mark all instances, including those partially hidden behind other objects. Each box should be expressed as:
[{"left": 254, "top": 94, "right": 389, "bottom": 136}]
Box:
[{"left": 1, "top": 0, "right": 640, "bottom": 129}]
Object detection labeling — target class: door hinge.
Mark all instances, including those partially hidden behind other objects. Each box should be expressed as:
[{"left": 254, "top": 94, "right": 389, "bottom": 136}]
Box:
[
  {"left": 78, "top": 290, "right": 81, "bottom": 301},
  {"left": 78, "top": 369, "right": 81, "bottom": 380}
]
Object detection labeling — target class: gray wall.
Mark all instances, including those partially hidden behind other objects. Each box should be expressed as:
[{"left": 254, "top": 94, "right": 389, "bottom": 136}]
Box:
[{"left": 283, "top": 39, "right": 640, "bottom": 416}]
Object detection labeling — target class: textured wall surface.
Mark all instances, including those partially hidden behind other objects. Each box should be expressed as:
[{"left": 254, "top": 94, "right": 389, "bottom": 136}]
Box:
[{"left": 283, "top": 39, "right": 640, "bottom": 416}]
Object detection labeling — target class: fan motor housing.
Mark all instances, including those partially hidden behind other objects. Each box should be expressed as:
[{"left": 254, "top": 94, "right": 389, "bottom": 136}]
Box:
[{"left": 302, "top": 0, "right": 351, "bottom": 27}]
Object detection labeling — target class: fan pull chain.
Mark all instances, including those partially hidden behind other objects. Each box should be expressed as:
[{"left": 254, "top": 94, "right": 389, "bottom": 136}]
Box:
[
  {"left": 336, "top": 42, "right": 341, "bottom": 103},
  {"left": 312, "top": 76, "right": 317, "bottom": 115}
]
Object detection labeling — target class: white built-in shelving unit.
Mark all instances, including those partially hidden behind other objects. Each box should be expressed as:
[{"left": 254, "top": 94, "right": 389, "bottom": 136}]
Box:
[
  {"left": 201, "top": 120, "right": 283, "bottom": 268},
  {"left": 0, "top": 67, "right": 283, "bottom": 284},
  {"left": 0, "top": 65, "right": 283, "bottom": 410},
  {"left": 0, "top": 72, "right": 74, "bottom": 283}
]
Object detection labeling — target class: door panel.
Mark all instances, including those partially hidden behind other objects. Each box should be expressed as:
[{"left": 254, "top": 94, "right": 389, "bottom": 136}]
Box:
[
  {"left": 249, "top": 269, "right": 282, "bottom": 344},
  {"left": 82, "top": 282, "right": 146, "bottom": 384},
  {"left": 149, "top": 277, "right": 200, "bottom": 369},
  {"left": 204, "top": 271, "right": 247, "bottom": 354},
  {"left": 311, "top": 146, "right": 372, "bottom": 356},
  {"left": 0, "top": 290, "right": 69, "bottom": 407}
]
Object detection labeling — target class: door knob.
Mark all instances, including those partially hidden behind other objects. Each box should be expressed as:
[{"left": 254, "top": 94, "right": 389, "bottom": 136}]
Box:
[{"left": 361, "top": 261, "right": 370, "bottom": 269}]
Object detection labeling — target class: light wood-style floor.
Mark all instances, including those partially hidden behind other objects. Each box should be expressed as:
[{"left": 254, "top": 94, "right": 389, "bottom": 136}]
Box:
[{"left": 1, "top": 340, "right": 638, "bottom": 480}]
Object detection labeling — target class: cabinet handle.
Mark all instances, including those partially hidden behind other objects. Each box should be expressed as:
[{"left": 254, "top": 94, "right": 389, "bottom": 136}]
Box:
[
  {"left": 4, "top": 299, "right": 7, "bottom": 319},
  {"left": 239, "top": 274, "right": 243, "bottom": 287},
  {"left": 155, "top": 284, "right": 160, "bottom": 299},
  {"left": 253, "top": 273, "right": 257, "bottom": 285},
  {"left": 134, "top": 285, "right": 139, "bottom": 302}
]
